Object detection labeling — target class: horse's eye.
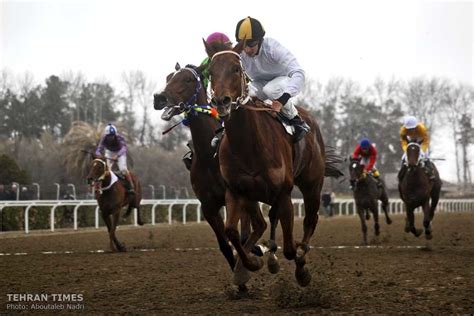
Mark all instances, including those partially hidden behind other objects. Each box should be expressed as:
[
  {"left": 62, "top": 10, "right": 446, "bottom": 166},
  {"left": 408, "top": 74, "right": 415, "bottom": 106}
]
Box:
[
  {"left": 186, "top": 78, "right": 192, "bottom": 83},
  {"left": 232, "top": 66, "right": 240, "bottom": 74}
]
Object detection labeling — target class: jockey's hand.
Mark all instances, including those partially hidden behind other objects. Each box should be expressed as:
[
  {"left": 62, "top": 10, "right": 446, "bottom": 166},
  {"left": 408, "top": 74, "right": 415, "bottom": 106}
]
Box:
[
  {"left": 271, "top": 100, "right": 282, "bottom": 112},
  {"left": 112, "top": 155, "right": 118, "bottom": 161},
  {"left": 362, "top": 170, "right": 368, "bottom": 178}
]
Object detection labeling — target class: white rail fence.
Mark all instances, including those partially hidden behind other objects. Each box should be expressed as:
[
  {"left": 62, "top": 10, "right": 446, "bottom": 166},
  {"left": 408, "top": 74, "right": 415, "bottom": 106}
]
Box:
[{"left": 0, "top": 199, "right": 473, "bottom": 234}]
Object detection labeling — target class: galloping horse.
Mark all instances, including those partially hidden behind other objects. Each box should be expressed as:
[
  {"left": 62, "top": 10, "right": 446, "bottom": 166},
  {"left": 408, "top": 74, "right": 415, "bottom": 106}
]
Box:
[
  {"left": 153, "top": 63, "right": 263, "bottom": 285},
  {"left": 398, "top": 142, "right": 442, "bottom": 239},
  {"left": 205, "top": 41, "right": 336, "bottom": 287},
  {"left": 349, "top": 157, "right": 392, "bottom": 244},
  {"left": 86, "top": 157, "right": 143, "bottom": 252}
]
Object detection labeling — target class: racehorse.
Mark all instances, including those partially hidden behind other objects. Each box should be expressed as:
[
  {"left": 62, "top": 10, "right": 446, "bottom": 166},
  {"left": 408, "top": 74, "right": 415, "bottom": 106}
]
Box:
[
  {"left": 348, "top": 157, "right": 392, "bottom": 244},
  {"left": 153, "top": 63, "right": 266, "bottom": 288},
  {"left": 205, "top": 40, "right": 341, "bottom": 286},
  {"left": 398, "top": 142, "right": 442, "bottom": 239},
  {"left": 86, "top": 156, "right": 143, "bottom": 252}
]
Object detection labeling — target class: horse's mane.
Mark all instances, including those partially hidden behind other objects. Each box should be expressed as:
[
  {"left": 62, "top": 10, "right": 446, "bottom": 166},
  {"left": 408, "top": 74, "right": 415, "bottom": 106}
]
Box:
[{"left": 184, "top": 64, "right": 205, "bottom": 83}]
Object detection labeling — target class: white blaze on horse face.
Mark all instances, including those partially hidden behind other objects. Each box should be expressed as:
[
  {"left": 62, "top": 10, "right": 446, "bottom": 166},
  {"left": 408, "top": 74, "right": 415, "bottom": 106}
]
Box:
[{"left": 352, "top": 163, "right": 357, "bottom": 169}]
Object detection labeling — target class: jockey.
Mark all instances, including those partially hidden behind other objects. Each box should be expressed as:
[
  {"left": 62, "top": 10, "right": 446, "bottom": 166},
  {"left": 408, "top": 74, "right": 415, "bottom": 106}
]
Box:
[
  {"left": 95, "top": 123, "right": 135, "bottom": 194},
  {"left": 351, "top": 138, "right": 383, "bottom": 188},
  {"left": 399, "top": 116, "right": 435, "bottom": 179},
  {"left": 235, "top": 16, "right": 310, "bottom": 143},
  {"left": 201, "top": 32, "right": 233, "bottom": 92},
  {"left": 181, "top": 32, "right": 232, "bottom": 171}
]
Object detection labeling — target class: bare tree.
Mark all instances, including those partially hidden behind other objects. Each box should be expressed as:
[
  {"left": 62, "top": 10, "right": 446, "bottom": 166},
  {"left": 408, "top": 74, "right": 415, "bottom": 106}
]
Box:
[{"left": 443, "top": 83, "right": 474, "bottom": 185}]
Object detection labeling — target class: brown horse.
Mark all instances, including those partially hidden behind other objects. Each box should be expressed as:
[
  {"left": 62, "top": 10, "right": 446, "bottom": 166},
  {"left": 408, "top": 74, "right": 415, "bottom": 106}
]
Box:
[
  {"left": 205, "top": 41, "right": 336, "bottom": 287},
  {"left": 153, "top": 63, "right": 264, "bottom": 287},
  {"left": 349, "top": 157, "right": 392, "bottom": 245},
  {"left": 86, "top": 157, "right": 143, "bottom": 252},
  {"left": 398, "top": 142, "right": 442, "bottom": 239}
]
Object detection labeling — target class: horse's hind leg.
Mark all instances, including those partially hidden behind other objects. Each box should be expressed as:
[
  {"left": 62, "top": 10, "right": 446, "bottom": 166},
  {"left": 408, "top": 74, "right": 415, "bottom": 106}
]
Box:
[
  {"left": 295, "top": 182, "right": 323, "bottom": 287},
  {"left": 111, "top": 209, "right": 126, "bottom": 252},
  {"left": 357, "top": 206, "right": 368, "bottom": 245}
]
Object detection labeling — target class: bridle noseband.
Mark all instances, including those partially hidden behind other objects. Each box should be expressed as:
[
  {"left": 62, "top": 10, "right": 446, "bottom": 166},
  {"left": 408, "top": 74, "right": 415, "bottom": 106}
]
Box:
[{"left": 92, "top": 158, "right": 108, "bottom": 182}]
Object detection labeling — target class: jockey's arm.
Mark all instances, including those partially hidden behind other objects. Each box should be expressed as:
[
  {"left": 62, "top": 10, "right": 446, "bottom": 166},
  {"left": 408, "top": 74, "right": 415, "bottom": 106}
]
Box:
[
  {"left": 366, "top": 146, "right": 377, "bottom": 171},
  {"left": 352, "top": 145, "right": 361, "bottom": 159},
  {"left": 400, "top": 126, "right": 408, "bottom": 152},
  {"left": 95, "top": 136, "right": 105, "bottom": 156},
  {"left": 419, "top": 124, "right": 430, "bottom": 153},
  {"left": 117, "top": 135, "right": 127, "bottom": 157}
]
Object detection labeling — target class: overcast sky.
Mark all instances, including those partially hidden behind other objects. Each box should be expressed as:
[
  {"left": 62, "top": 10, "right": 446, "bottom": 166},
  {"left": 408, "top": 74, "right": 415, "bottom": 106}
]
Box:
[{"left": 1, "top": 0, "right": 473, "bottom": 182}]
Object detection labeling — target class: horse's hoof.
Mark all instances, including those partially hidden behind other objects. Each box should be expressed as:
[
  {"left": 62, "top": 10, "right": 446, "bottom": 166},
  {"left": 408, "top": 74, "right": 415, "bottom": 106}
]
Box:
[
  {"left": 295, "top": 266, "right": 312, "bottom": 287},
  {"left": 425, "top": 233, "right": 433, "bottom": 240},
  {"left": 404, "top": 226, "right": 410, "bottom": 233},
  {"left": 245, "top": 255, "right": 264, "bottom": 272},
  {"left": 386, "top": 218, "right": 393, "bottom": 225},
  {"left": 366, "top": 214, "right": 371, "bottom": 220},
  {"left": 375, "top": 230, "right": 381, "bottom": 236},
  {"left": 413, "top": 228, "right": 423, "bottom": 237},
  {"left": 233, "top": 259, "right": 251, "bottom": 286},
  {"left": 295, "top": 255, "right": 306, "bottom": 267},
  {"left": 238, "top": 284, "right": 249, "bottom": 293},
  {"left": 267, "top": 253, "right": 280, "bottom": 274}
]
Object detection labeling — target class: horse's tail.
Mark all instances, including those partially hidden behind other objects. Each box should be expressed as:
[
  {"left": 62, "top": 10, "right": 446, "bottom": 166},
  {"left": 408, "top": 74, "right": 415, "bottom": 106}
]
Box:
[{"left": 324, "top": 146, "right": 344, "bottom": 178}]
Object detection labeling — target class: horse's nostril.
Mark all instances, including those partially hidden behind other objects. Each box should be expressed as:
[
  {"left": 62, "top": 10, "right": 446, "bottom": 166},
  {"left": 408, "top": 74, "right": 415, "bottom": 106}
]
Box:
[
  {"left": 154, "top": 94, "right": 168, "bottom": 110},
  {"left": 223, "top": 96, "right": 232, "bottom": 105},
  {"left": 210, "top": 98, "right": 218, "bottom": 106}
]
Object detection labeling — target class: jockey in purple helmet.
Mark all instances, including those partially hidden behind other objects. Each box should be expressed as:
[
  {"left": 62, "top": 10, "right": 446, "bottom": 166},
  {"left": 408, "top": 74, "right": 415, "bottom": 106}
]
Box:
[{"left": 95, "top": 123, "right": 135, "bottom": 194}]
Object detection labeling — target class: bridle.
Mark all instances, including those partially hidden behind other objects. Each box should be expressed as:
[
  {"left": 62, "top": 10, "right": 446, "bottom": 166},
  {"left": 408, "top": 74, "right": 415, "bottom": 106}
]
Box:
[
  {"left": 209, "top": 50, "right": 251, "bottom": 109},
  {"left": 91, "top": 158, "right": 108, "bottom": 182}
]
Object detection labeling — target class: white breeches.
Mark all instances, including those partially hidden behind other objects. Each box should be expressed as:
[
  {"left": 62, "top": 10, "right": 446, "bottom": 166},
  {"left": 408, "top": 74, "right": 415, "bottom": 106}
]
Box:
[
  {"left": 249, "top": 76, "right": 298, "bottom": 119},
  {"left": 105, "top": 150, "right": 128, "bottom": 173}
]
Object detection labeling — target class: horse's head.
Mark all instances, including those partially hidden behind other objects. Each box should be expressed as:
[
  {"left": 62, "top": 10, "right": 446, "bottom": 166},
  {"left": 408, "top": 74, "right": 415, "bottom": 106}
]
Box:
[
  {"left": 86, "top": 157, "right": 108, "bottom": 185},
  {"left": 349, "top": 156, "right": 366, "bottom": 182},
  {"left": 406, "top": 142, "right": 422, "bottom": 167},
  {"left": 153, "top": 63, "right": 206, "bottom": 121},
  {"left": 206, "top": 40, "right": 247, "bottom": 118}
]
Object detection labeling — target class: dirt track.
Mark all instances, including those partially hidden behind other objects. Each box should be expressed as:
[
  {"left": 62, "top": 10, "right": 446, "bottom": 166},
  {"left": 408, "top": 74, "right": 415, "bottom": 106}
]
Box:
[{"left": 1, "top": 212, "right": 473, "bottom": 314}]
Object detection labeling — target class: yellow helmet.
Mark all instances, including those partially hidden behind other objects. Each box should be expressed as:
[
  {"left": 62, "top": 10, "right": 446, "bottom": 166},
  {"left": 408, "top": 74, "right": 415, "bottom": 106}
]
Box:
[{"left": 235, "top": 16, "right": 265, "bottom": 42}]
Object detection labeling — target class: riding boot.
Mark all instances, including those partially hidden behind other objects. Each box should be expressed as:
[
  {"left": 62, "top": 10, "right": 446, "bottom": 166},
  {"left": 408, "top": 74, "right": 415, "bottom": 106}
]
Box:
[
  {"left": 182, "top": 151, "right": 193, "bottom": 171},
  {"left": 125, "top": 173, "right": 135, "bottom": 195},
  {"left": 290, "top": 115, "right": 310, "bottom": 143},
  {"left": 374, "top": 175, "right": 383, "bottom": 188},
  {"left": 211, "top": 126, "right": 224, "bottom": 149}
]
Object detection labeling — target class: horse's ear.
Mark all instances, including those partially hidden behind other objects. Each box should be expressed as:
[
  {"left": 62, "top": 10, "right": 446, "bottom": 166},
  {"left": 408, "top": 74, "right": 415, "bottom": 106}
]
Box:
[
  {"left": 203, "top": 38, "right": 215, "bottom": 58},
  {"left": 234, "top": 40, "right": 244, "bottom": 54},
  {"left": 175, "top": 62, "right": 181, "bottom": 71},
  {"left": 196, "top": 63, "right": 207, "bottom": 75}
]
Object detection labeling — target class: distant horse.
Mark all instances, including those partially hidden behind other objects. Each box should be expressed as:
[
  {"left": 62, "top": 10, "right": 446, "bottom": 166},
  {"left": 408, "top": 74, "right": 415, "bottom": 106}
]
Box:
[
  {"left": 349, "top": 157, "right": 392, "bottom": 244},
  {"left": 86, "top": 157, "right": 143, "bottom": 252},
  {"left": 205, "top": 41, "right": 342, "bottom": 287},
  {"left": 398, "top": 142, "right": 442, "bottom": 239},
  {"left": 153, "top": 63, "right": 265, "bottom": 286}
]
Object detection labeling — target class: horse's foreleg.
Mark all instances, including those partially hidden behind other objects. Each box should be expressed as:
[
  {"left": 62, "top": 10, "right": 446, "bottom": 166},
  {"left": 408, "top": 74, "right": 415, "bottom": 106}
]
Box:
[
  {"left": 276, "top": 194, "right": 296, "bottom": 261},
  {"left": 265, "top": 205, "right": 280, "bottom": 274},
  {"left": 380, "top": 191, "right": 392, "bottom": 225},
  {"left": 101, "top": 212, "right": 115, "bottom": 252},
  {"left": 406, "top": 206, "right": 423, "bottom": 237},
  {"left": 202, "top": 202, "right": 236, "bottom": 271},
  {"left": 371, "top": 202, "right": 380, "bottom": 237},
  {"left": 224, "top": 191, "right": 264, "bottom": 272},
  {"left": 111, "top": 209, "right": 126, "bottom": 252},
  {"left": 422, "top": 201, "right": 433, "bottom": 240},
  {"left": 357, "top": 206, "right": 368, "bottom": 245}
]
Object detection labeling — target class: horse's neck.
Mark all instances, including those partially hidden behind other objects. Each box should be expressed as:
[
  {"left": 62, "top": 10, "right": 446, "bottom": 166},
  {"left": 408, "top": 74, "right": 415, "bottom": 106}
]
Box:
[{"left": 188, "top": 111, "right": 219, "bottom": 162}]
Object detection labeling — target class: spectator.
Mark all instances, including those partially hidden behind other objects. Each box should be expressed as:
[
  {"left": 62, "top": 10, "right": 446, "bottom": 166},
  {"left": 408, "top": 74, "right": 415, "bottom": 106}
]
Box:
[{"left": 321, "top": 191, "right": 333, "bottom": 217}]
